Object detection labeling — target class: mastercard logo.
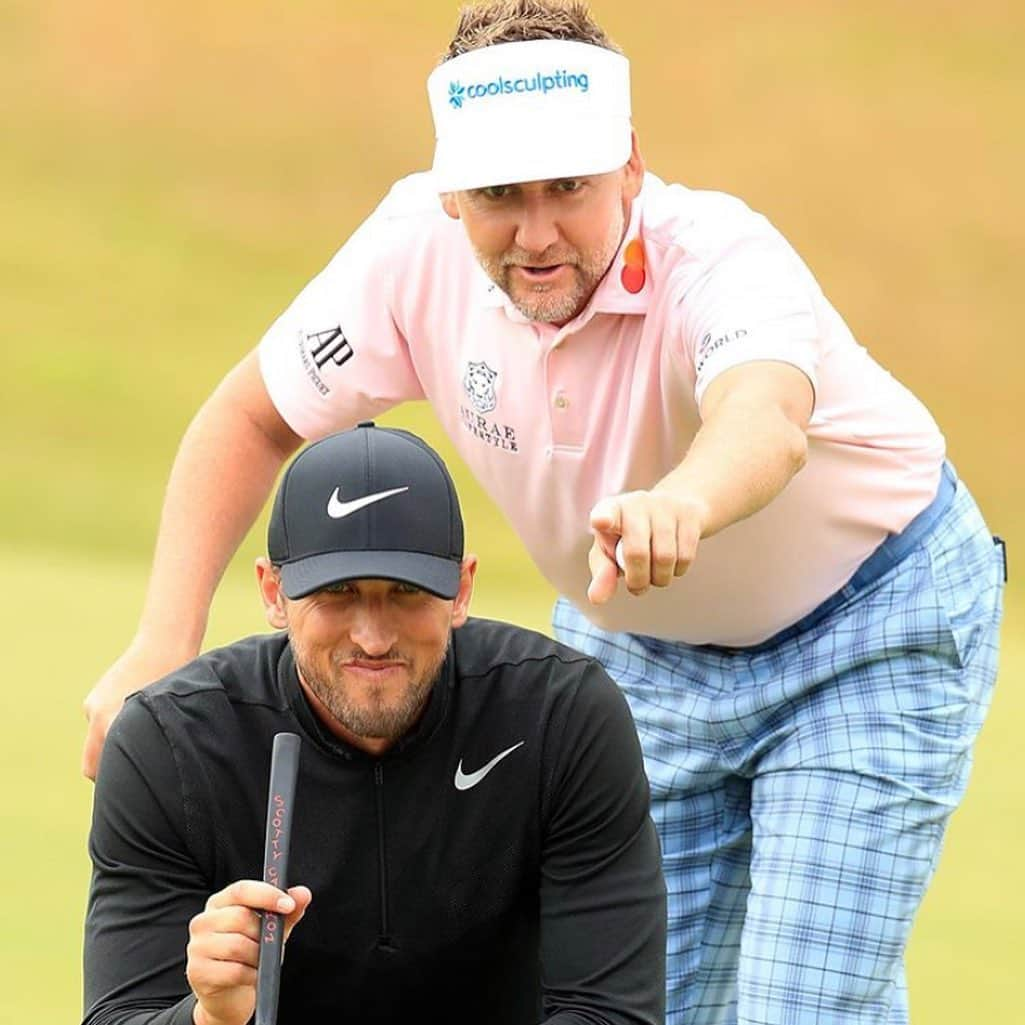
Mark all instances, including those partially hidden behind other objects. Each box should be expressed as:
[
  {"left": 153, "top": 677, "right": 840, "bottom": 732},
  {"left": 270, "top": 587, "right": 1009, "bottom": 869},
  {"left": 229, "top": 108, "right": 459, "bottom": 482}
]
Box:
[{"left": 620, "top": 238, "right": 646, "bottom": 294}]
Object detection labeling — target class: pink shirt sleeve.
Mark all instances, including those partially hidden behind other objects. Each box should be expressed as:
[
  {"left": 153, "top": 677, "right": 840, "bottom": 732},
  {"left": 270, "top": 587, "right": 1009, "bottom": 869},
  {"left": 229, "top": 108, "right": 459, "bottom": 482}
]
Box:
[
  {"left": 678, "top": 236, "right": 821, "bottom": 406},
  {"left": 258, "top": 187, "right": 426, "bottom": 440}
]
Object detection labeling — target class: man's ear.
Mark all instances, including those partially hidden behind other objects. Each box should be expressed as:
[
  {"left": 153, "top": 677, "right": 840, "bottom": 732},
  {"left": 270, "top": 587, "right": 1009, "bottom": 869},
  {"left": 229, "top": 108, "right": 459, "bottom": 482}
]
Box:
[
  {"left": 256, "top": 557, "right": 289, "bottom": 630},
  {"left": 451, "top": 554, "right": 478, "bottom": 629},
  {"left": 622, "top": 129, "right": 646, "bottom": 201},
  {"left": 440, "top": 192, "right": 461, "bottom": 220}
]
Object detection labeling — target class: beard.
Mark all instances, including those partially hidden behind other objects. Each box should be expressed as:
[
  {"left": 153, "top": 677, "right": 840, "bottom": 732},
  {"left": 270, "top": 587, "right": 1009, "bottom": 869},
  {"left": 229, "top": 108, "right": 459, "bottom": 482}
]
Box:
[
  {"left": 291, "top": 635, "right": 449, "bottom": 743},
  {"left": 473, "top": 201, "right": 626, "bottom": 324}
]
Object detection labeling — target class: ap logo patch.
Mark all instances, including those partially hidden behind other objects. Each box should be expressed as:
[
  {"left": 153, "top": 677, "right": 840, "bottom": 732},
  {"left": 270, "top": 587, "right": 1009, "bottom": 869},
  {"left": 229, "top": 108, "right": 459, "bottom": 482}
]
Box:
[{"left": 462, "top": 361, "right": 498, "bottom": 414}]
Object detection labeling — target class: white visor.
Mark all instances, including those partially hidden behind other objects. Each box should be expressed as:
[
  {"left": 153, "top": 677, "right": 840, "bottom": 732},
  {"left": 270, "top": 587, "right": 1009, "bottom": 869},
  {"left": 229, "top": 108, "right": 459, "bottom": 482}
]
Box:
[{"left": 427, "top": 39, "right": 632, "bottom": 191}]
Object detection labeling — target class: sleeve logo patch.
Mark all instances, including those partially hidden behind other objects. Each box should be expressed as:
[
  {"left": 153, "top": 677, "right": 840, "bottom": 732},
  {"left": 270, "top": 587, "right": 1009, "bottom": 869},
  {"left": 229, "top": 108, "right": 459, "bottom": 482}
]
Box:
[
  {"left": 696, "top": 328, "right": 747, "bottom": 374},
  {"left": 297, "top": 326, "right": 355, "bottom": 396}
]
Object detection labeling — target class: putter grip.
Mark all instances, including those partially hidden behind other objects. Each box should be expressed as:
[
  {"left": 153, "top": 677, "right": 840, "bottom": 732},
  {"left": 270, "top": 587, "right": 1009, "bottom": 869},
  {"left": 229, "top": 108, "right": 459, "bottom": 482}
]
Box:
[{"left": 255, "top": 732, "right": 301, "bottom": 1025}]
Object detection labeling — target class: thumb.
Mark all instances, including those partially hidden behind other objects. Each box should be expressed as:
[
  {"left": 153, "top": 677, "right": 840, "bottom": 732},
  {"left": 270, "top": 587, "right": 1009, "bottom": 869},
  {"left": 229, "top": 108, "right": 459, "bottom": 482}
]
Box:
[
  {"left": 587, "top": 559, "right": 620, "bottom": 605},
  {"left": 587, "top": 539, "right": 621, "bottom": 606},
  {"left": 283, "top": 886, "right": 313, "bottom": 941}
]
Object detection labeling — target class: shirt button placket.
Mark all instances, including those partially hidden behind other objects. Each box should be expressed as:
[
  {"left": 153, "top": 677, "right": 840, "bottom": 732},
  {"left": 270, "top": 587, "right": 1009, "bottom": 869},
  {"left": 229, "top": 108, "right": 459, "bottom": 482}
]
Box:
[{"left": 547, "top": 341, "right": 565, "bottom": 449}]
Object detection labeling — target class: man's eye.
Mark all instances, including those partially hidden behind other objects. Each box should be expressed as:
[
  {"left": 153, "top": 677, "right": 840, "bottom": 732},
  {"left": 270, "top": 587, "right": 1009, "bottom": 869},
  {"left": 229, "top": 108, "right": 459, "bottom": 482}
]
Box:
[
  {"left": 554, "top": 179, "right": 583, "bottom": 193},
  {"left": 480, "top": 185, "right": 511, "bottom": 200},
  {"left": 321, "top": 581, "right": 353, "bottom": 594},
  {"left": 394, "top": 582, "right": 424, "bottom": 596}
]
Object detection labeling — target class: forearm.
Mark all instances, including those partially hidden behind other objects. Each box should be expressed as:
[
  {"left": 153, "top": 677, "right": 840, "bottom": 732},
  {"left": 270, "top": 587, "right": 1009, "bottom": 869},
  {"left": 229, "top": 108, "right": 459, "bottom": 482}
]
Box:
[
  {"left": 587, "top": 363, "right": 813, "bottom": 603},
  {"left": 134, "top": 353, "right": 301, "bottom": 658},
  {"left": 657, "top": 389, "right": 808, "bottom": 539}
]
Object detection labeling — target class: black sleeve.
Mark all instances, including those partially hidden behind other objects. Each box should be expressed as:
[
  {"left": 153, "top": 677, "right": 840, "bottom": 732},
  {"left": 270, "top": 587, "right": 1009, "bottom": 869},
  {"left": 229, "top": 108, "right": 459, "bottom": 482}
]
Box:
[
  {"left": 82, "top": 698, "right": 206, "bottom": 1025},
  {"left": 538, "top": 664, "right": 667, "bottom": 1025}
]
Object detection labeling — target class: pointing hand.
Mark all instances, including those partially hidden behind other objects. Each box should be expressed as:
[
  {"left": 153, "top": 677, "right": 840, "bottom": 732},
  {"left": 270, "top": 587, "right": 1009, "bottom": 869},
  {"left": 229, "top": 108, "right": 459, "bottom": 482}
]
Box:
[{"left": 587, "top": 490, "right": 705, "bottom": 604}]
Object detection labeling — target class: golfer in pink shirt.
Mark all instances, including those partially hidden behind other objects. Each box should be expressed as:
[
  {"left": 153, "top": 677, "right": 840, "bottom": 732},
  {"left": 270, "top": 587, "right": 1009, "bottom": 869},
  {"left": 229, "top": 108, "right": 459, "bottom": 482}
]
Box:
[{"left": 83, "top": 3, "right": 1005, "bottom": 1023}]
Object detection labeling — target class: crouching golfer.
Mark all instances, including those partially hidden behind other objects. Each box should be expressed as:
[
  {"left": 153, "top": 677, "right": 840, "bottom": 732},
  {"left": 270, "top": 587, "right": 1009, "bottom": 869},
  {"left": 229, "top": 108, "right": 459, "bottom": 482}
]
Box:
[{"left": 83, "top": 423, "right": 666, "bottom": 1025}]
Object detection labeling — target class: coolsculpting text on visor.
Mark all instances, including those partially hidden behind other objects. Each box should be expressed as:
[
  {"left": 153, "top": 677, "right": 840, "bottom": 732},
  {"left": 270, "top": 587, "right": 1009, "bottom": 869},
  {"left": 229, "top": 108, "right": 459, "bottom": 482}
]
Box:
[
  {"left": 447, "top": 69, "right": 590, "bottom": 109},
  {"left": 427, "top": 39, "right": 632, "bottom": 192}
]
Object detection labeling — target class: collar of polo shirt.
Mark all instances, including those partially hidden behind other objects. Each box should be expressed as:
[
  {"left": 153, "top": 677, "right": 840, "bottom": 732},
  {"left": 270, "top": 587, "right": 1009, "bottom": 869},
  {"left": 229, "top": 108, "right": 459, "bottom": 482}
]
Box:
[{"left": 427, "top": 39, "right": 632, "bottom": 192}]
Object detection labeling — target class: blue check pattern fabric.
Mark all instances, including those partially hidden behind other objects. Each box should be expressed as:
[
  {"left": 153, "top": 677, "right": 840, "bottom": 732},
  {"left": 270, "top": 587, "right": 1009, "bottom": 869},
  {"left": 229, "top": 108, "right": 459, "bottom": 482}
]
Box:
[{"left": 553, "top": 466, "right": 1004, "bottom": 1025}]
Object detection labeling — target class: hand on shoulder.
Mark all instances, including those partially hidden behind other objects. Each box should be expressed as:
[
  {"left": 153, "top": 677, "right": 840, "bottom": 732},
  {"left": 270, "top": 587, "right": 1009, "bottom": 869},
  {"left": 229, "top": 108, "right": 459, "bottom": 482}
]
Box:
[{"left": 81, "top": 636, "right": 196, "bottom": 780}]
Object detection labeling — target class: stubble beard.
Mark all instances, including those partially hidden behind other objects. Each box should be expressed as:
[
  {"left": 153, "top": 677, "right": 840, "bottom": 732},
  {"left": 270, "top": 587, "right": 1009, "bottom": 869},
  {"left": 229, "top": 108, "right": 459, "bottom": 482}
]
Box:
[
  {"left": 291, "top": 636, "right": 449, "bottom": 743},
  {"left": 475, "top": 203, "right": 626, "bottom": 324}
]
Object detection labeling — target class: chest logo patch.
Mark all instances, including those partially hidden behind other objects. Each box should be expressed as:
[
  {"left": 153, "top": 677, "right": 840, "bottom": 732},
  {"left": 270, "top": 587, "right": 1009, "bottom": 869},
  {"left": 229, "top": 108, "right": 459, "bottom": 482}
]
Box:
[
  {"left": 454, "top": 740, "right": 525, "bottom": 791},
  {"left": 620, "top": 238, "right": 646, "bottom": 294},
  {"left": 462, "top": 360, "right": 498, "bottom": 414}
]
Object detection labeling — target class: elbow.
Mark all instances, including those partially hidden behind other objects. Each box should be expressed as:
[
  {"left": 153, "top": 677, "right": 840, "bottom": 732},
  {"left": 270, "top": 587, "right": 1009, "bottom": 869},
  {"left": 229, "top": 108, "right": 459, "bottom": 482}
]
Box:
[{"left": 785, "top": 419, "right": 809, "bottom": 477}]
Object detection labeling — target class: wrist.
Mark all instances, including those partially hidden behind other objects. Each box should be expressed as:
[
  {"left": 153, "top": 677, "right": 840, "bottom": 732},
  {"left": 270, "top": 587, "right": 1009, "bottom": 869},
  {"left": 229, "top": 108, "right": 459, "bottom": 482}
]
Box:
[
  {"left": 651, "top": 486, "right": 711, "bottom": 538},
  {"left": 130, "top": 623, "right": 204, "bottom": 666}
]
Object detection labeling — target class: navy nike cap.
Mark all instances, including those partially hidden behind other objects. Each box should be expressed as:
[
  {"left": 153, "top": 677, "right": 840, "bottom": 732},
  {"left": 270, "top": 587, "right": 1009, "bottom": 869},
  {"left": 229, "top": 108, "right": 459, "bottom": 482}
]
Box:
[{"left": 268, "top": 423, "right": 464, "bottom": 600}]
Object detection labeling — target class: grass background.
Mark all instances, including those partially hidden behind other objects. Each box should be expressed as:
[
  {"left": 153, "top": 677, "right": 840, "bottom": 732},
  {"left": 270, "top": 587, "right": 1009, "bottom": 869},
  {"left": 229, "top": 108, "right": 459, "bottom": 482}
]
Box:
[{"left": 1, "top": 1, "right": 1021, "bottom": 1020}]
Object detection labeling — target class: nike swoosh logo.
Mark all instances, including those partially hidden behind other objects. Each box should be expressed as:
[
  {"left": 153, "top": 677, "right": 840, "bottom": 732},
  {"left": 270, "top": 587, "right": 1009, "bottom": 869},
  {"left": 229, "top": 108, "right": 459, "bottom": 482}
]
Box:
[
  {"left": 327, "top": 486, "right": 409, "bottom": 519},
  {"left": 454, "top": 741, "right": 525, "bottom": 791}
]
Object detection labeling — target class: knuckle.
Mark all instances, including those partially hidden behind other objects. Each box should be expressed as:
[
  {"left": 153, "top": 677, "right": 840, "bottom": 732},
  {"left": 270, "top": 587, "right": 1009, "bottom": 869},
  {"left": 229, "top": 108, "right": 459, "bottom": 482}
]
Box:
[
  {"left": 225, "top": 935, "right": 254, "bottom": 965},
  {"left": 223, "top": 961, "right": 253, "bottom": 987},
  {"left": 224, "top": 879, "right": 255, "bottom": 905}
]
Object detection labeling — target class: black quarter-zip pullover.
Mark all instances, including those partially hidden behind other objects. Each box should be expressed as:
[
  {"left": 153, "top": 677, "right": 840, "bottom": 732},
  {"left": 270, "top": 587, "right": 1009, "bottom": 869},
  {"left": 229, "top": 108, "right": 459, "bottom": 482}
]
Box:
[{"left": 84, "top": 618, "right": 666, "bottom": 1025}]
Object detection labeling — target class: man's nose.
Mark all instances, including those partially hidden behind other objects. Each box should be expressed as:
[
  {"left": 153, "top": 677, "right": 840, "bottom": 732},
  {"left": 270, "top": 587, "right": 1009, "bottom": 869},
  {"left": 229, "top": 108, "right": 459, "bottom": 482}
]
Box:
[
  {"left": 514, "top": 198, "right": 560, "bottom": 255},
  {"left": 348, "top": 605, "right": 398, "bottom": 657}
]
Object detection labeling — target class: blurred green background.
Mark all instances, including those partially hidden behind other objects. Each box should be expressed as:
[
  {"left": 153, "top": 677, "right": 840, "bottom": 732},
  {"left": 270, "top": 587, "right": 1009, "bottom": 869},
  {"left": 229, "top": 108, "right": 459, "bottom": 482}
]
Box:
[{"left": 2, "top": 1, "right": 1022, "bottom": 1021}]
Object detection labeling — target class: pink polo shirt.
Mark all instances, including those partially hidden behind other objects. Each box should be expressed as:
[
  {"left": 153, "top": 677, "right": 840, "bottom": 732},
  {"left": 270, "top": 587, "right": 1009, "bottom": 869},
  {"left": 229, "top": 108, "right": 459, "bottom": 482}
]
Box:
[{"left": 259, "top": 172, "right": 944, "bottom": 646}]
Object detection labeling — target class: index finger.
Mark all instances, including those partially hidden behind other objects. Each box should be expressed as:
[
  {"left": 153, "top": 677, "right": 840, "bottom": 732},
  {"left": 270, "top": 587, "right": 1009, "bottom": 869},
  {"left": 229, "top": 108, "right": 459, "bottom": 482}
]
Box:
[
  {"left": 206, "top": 880, "right": 296, "bottom": 915},
  {"left": 589, "top": 497, "right": 622, "bottom": 534}
]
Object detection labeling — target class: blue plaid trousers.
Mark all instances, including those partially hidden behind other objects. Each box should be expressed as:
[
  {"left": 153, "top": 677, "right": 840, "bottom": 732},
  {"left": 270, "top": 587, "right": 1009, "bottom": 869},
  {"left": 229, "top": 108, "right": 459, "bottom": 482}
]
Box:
[{"left": 554, "top": 466, "right": 1004, "bottom": 1025}]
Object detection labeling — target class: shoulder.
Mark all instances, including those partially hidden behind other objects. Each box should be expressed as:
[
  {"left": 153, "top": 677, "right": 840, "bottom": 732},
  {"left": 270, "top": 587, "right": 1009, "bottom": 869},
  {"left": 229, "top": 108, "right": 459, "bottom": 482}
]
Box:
[
  {"left": 635, "top": 174, "right": 817, "bottom": 320},
  {"left": 638, "top": 173, "right": 789, "bottom": 265},
  {"left": 314, "top": 171, "right": 475, "bottom": 296},
  {"left": 373, "top": 171, "right": 450, "bottom": 221},
  {"left": 100, "top": 634, "right": 291, "bottom": 821},
  {"left": 134, "top": 632, "right": 290, "bottom": 720},
  {"left": 453, "top": 617, "right": 596, "bottom": 677},
  {"left": 451, "top": 618, "right": 624, "bottom": 712},
  {"left": 359, "top": 171, "right": 462, "bottom": 249}
]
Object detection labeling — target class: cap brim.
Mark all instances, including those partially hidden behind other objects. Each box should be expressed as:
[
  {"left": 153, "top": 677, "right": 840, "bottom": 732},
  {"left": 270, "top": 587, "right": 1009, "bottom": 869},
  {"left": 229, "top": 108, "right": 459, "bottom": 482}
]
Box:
[
  {"left": 432, "top": 115, "right": 632, "bottom": 192},
  {"left": 279, "top": 550, "right": 462, "bottom": 600}
]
